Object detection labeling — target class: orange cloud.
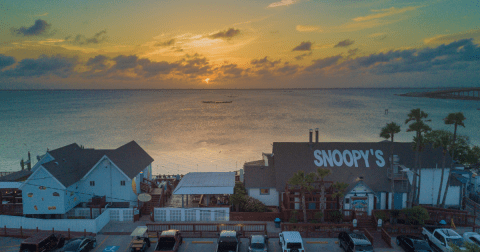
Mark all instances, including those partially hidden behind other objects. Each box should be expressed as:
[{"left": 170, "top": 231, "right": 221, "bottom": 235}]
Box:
[
  {"left": 353, "top": 6, "right": 419, "bottom": 22},
  {"left": 296, "top": 25, "right": 321, "bottom": 32}
]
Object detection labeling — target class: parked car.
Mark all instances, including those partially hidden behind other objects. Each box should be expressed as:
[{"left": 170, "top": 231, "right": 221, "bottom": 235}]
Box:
[
  {"left": 396, "top": 235, "right": 433, "bottom": 252},
  {"left": 462, "top": 232, "right": 480, "bottom": 247},
  {"left": 19, "top": 233, "right": 65, "bottom": 252},
  {"left": 216, "top": 230, "right": 241, "bottom": 252},
  {"left": 154, "top": 229, "right": 182, "bottom": 252},
  {"left": 248, "top": 235, "right": 268, "bottom": 252},
  {"left": 130, "top": 226, "right": 151, "bottom": 252},
  {"left": 422, "top": 226, "right": 466, "bottom": 251},
  {"left": 58, "top": 236, "right": 96, "bottom": 252},
  {"left": 338, "top": 231, "right": 374, "bottom": 252},
  {"left": 278, "top": 231, "right": 305, "bottom": 252}
]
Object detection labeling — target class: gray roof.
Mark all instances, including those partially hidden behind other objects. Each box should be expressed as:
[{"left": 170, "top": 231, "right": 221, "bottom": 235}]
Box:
[
  {"left": 244, "top": 163, "right": 276, "bottom": 189},
  {"left": 271, "top": 141, "right": 450, "bottom": 193},
  {"left": 41, "top": 141, "right": 153, "bottom": 188},
  {"left": 0, "top": 169, "right": 32, "bottom": 182},
  {"left": 173, "top": 172, "right": 235, "bottom": 195}
]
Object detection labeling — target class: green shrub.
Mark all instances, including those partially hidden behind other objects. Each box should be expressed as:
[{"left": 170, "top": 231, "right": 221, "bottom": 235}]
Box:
[
  {"left": 314, "top": 211, "right": 324, "bottom": 222},
  {"left": 330, "top": 210, "right": 343, "bottom": 223},
  {"left": 401, "top": 206, "right": 430, "bottom": 225},
  {"left": 374, "top": 212, "right": 386, "bottom": 221},
  {"left": 289, "top": 210, "right": 298, "bottom": 223}
]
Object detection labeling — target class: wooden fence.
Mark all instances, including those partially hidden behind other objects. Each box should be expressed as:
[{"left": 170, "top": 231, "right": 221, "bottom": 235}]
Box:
[
  {"left": 371, "top": 208, "right": 475, "bottom": 227},
  {"left": 0, "top": 203, "right": 23, "bottom": 216},
  {"left": 146, "top": 223, "right": 266, "bottom": 238},
  {"left": 381, "top": 228, "right": 392, "bottom": 248},
  {"left": 280, "top": 223, "right": 353, "bottom": 238},
  {"left": 230, "top": 212, "right": 281, "bottom": 221},
  {"left": 1, "top": 226, "right": 95, "bottom": 239},
  {"left": 280, "top": 208, "right": 355, "bottom": 223},
  {"left": 363, "top": 228, "right": 374, "bottom": 244}
]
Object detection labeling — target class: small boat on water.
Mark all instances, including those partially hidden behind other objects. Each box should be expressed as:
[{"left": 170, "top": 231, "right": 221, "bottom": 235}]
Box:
[{"left": 202, "top": 101, "right": 233, "bottom": 104}]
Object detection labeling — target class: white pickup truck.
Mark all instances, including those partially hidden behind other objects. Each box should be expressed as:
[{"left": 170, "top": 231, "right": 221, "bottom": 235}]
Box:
[{"left": 422, "top": 226, "right": 466, "bottom": 251}]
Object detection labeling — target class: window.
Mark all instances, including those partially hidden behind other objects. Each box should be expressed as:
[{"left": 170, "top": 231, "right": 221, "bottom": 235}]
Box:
[
  {"left": 90, "top": 181, "right": 95, "bottom": 186},
  {"left": 260, "top": 188, "right": 270, "bottom": 195},
  {"left": 345, "top": 198, "right": 350, "bottom": 204},
  {"left": 120, "top": 180, "right": 125, "bottom": 186},
  {"left": 52, "top": 192, "right": 60, "bottom": 197}
]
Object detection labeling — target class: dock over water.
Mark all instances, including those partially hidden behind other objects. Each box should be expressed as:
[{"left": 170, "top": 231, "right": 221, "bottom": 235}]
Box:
[{"left": 399, "top": 87, "right": 480, "bottom": 101}]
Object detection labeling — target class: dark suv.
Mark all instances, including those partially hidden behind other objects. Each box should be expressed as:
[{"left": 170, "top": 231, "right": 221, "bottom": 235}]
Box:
[
  {"left": 19, "top": 233, "right": 65, "bottom": 252},
  {"left": 338, "top": 231, "right": 374, "bottom": 252}
]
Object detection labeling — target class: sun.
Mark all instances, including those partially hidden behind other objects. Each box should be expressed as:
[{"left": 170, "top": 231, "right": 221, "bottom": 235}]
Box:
[{"left": 204, "top": 78, "right": 210, "bottom": 84}]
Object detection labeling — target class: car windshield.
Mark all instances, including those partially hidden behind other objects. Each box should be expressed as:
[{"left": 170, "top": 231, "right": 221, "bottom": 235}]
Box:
[
  {"left": 287, "top": 242, "right": 302, "bottom": 249},
  {"left": 218, "top": 241, "right": 237, "bottom": 251},
  {"left": 355, "top": 245, "right": 373, "bottom": 251},
  {"left": 63, "top": 240, "right": 81, "bottom": 251},
  {"left": 447, "top": 238, "right": 464, "bottom": 247},
  {"left": 471, "top": 237, "right": 480, "bottom": 245},
  {"left": 251, "top": 243, "right": 265, "bottom": 249}
]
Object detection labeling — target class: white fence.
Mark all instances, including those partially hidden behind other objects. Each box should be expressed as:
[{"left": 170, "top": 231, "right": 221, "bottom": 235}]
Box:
[
  {"left": 68, "top": 208, "right": 133, "bottom": 221},
  {"left": 154, "top": 207, "right": 229, "bottom": 222},
  {"left": 0, "top": 209, "right": 110, "bottom": 233}
]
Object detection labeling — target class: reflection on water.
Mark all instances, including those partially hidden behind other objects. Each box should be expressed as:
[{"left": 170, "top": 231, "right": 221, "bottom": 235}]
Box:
[{"left": 0, "top": 89, "right": 478, "bottom": 174}]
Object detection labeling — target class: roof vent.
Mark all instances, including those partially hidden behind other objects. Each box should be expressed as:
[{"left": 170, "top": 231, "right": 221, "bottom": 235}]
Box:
[
  {"left": 54, "top": 162, "right": 59, "bottom": 165},
  {"left": 358, "top": 176, "right": 364, "bottom": 180}
]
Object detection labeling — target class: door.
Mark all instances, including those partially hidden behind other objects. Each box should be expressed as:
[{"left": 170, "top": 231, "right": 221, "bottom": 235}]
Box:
[
  {"left": 394, "top": 193, "right": 403, "bottom": 210},
  {"left": 351, "top": 197, "right": 368, "bottom": 218}
]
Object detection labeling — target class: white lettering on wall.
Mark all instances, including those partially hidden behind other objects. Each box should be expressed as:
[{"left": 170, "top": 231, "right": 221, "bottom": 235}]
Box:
[{"left": 313, "top": 149, "right": 385, "bottom": 168}]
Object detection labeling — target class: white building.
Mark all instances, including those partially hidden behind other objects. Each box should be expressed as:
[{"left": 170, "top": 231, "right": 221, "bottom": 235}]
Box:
[{"left": 19, "top": 141, "right": 153, "bottom": 217}]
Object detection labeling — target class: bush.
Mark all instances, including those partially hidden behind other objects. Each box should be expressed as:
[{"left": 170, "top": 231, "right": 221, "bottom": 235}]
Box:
[
  {"left": 374, "top": 212, "right": 387, "bottom": 222},
  {"left": 314, "top": 211, "right": 324, "bottom": 222},
  {"left": 289, "top": 210, "right": 298, "bottom": 223},
  {"left": 330, "top": 210, "right": 343, "bottom": 223},
  {"left": 401, "top": 206, "right": 430, "bottom": 225}
]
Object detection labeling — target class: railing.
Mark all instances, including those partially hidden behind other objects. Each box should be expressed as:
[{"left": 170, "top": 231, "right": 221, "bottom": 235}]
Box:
[
  {"left": 146, "top": 223, "right": 266, "bottom": 238},
  {"left": 372, "top": 208, "right": 475, "bottom": 227},
  {"left": 230, "top": 212, "right": 281, "bottom": 221},
  {"left": 381, "top": 228, "right": 392, "bottom": 248},
  {"left": 281, "top": 223, "right": 353, "bottom": 238},
  {"left": 363, "top": 228, "right": 374, "bottom": 244},
  {"left": 382, "top": 224, "right": 422, "bottom": 235},
  {"left": 0, "top": 172, "right": 14, "bottom": 177},
  {"left": 281, "top": 209, "right": 354, "bottom": 223},
  {"left": 0, "top": 203, "right": 23, "bottom": 215}
]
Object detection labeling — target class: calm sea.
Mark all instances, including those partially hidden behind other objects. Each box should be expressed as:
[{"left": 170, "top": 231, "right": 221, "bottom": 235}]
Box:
[{"left": 0, "top": 89, "right": 478, "bottom": 174}]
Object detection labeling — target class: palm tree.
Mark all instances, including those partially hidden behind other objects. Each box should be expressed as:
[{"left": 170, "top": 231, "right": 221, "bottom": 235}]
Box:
[
  {"left": 405, "top": 108, "right": 431, "bottom": 207},
  {"left": 380, "top": 122, "right": 401, "bottom": 209},
  {"left": 442, "top": 112, "right": 466, "bottom": 208},
  {"left": 316, "top": 168, "right": 332, "bottom": 222},
  {"left": 288, "top": 171, "right": 316, "bottom": 223},
  {"left": 413, "top": 134, "right": 427, "bottom": 204},
  {"left": 425, "top": 130, "right": 451, "bottom": 207},
  {"left": 332, "top": 182, "right": 349, "bottom": 213}
]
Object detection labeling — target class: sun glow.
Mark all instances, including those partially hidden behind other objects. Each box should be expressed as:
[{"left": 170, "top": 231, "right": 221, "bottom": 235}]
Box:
[{"left": 204, "top": 78, "right": 210, "bottom": 84}]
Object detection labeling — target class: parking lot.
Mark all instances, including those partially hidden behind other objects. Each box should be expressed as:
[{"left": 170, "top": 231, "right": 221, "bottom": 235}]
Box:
[{"left": 0, "top": 236, "right": 403, "bottom": 252}]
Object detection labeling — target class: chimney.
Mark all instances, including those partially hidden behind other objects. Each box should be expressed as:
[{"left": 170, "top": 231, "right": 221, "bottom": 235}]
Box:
[
  {"left": 309, "top": 129, "right": 313, "bottom": 144},
  {"left": 27, "top": 151, "right": 31, "bottom": 171},
  {"left": 315, "top": 128, "right": 319, "bottom": 143},
  {"left": 20, "top": 158, "right": 24, "bottom": 170}
]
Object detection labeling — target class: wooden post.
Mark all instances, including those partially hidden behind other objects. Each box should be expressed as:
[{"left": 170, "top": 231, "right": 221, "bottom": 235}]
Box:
[
  {"left": 4, "top": 225, "right": 6, "bottom": 236},
  {"left": 52, "top": 227, "right": 54, "bottom": 234},
  {"left": 68, "top": 228, "right": 71, "bottom": 239},
  {"left": 20, "top": 226, "right": 22, "bottom": 237},
  {"left": 36, "top": 227, "right": 38, "bottom": 232},
  {"left": 84, "top": 229, "right": 86, "bottom": 237}
]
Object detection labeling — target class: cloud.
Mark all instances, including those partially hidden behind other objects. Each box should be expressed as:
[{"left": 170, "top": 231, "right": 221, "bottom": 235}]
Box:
[
  {"left": 334, "top": 39, "right": 354, "bottom": 48},
  {"left": 424, "top": 29, "right": 480, "bottom": 45},
  {"left": 344, "top": 39, "right": 480, "bottom": 74},
  {"left": 138, "top": 59, "right": 179, "bottom": 77},
  {"left": 295, "top": 52, "right": 312, "bottom": 60},
  {"left": 292, "top": 41, "right": 312, "bottom": 51},
  {"left": 218, "top": 64, "right": 245, "bottom": 78},
  {"left": 112, "top": 55, "right": 139, "bottom": 70},
  {"left": 353, "top": 6, "right": 419, "bottom": 22},
  {"left": 12, "top": 19, "right": 52, "bottom": 36},
  {"left": 208, "top": 28, "right": 240, "bottom": 40},
  {"left": 0, "top": 55, "right": 16, "bottom": 69},
  {"left": 277, "top": 62, "right": 299, "bottom": 74},
  {"left": 267, "top": 0, "right": 299, "bottom": 8},
  {"left": 305, "top": 55, "right": 342, "bottom": 71},
  {"left": 1, "top": 55, "right": 76, "bottom": 78},
  {"left": 296, "top": 25, "right": 321, "bottom": 32},
  {"left": 251, "top": 56, "right": 281, "bottom": 67},
  {"left": 86, "top": 55, "right": 108, "bottom": 70},
  {"left": 66, "top": 30, "right": 107, "bottom": 45},
  {"left": 34, "top": 13, "right": 49, "bottom": 17},
  {"left": 154, "top": 39, "right": 176, "bottom": 47}
]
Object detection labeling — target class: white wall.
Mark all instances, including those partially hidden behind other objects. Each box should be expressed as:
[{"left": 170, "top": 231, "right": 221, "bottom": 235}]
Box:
[
  {"left": 22, "top": 167, "right": 66, "bottom": 215},
  {"left": 0, "top": 210, "right": 110, "bottom": 233},
  {"left": 154, "top": 207, "right": 230, "bottom": 222},
  {"left": 415, "top": 168, "right": 461, "bottom": 206},
  {"left": 247, "top": 188, "right": 279, "bottom": 206}
]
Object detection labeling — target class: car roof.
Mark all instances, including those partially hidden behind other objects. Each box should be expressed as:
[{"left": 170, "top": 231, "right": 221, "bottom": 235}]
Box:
[
  {"left": 404, "top": 235, "right": 424, "bottom": 240},
  {"left": 251, "top": 235, "right": 266, "bottom": 243},
  {"left": 160, "top": 230, "right": 178, "bottom": 236},
  {"left": 463, "top": 232, "right": 480, "bottom": 238},
  {"left": 281, "top": 231, "right": 303, "bottom": 243},
  {"left": 437, "top": 229, "right": 461, "bottom": 238},
  {"left": 347, "top": 232, "right": 372, "bottom": 246},
  {"left": 220, "top": 230, "right": 238, "bottom": 237}
]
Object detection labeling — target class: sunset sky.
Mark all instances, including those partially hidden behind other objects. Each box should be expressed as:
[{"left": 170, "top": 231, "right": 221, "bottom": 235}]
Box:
[{"left": 0, "top": 0, "right": 479, "bottom": 89}]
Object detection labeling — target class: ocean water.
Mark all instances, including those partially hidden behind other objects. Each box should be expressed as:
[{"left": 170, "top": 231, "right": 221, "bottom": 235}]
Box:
[{"left": 0, "top": 89, "right": 478, "bottom": 174}]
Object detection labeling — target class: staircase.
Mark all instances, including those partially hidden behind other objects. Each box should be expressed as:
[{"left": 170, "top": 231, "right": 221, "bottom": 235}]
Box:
[{"left": 356, "top": 217, "right": 375, "bottom": 229}]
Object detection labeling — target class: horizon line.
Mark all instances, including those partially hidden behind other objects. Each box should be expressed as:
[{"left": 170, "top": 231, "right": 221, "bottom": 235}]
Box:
[{"left": 0, "top": 87, "right": 472, "bottom": 91}]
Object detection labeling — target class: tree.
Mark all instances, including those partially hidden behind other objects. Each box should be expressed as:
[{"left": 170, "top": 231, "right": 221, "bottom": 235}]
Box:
[
  {"left": 413, "top": 134, "right": 427, "bottom": 204},
  {"left": 288, "top": 171, "right": 316, "bottom": 223},
  {"left": 316, "top": 168, "right": 332, "bottom": 222},
  {"left": 425, "top": 130, "right": 451, "bottom": 207},
  {"left": 230, "top": 182, "right": 247, "bottom": 212},
  {"left": 332, "top": 182, "right": 349, "bottom": 213},
  {"left": 405, "top": 108, "right": 431, "bottom": 207},
  {"left": 442, "top": 112, "right": 466, "bottom": 208},
  {"left": 380, "top": 122, "right": 401, "bottom": 209}
]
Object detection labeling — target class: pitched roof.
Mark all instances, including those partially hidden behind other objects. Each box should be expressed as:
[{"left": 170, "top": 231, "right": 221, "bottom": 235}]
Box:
[
  {"left": 271, "top": 141, "right": 449, "bottom": 193},
  {"left": 41, "top": 141, "right": 153, "bottom": 188},
  {"left": 244, "top": 163, "right": 276, "bottom": 188},
  {"left": 0, "top": 169, "right": 32, "bottom": 182}
]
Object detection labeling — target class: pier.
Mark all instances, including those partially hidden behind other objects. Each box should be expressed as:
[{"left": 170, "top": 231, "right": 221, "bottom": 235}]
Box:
[{"left": 400, "top": 87, "right": 480, "bottom": 101}]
